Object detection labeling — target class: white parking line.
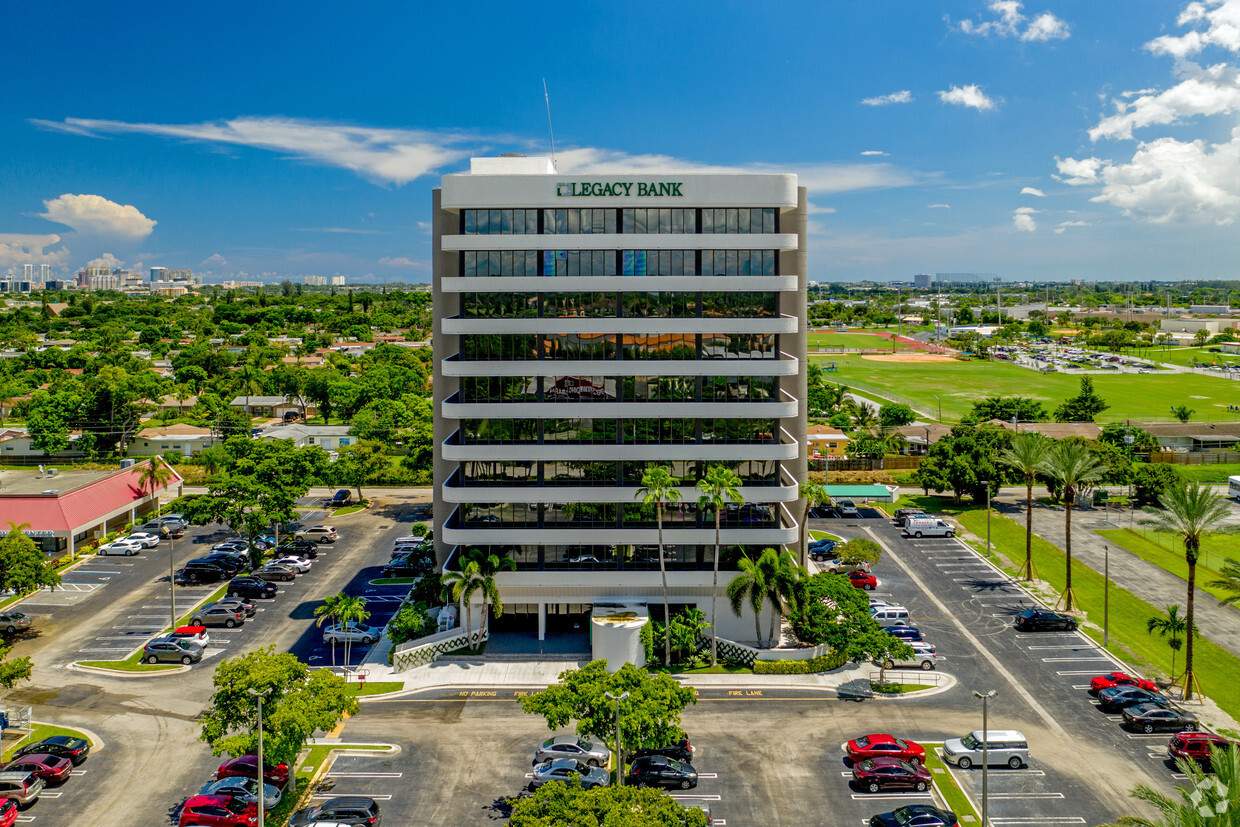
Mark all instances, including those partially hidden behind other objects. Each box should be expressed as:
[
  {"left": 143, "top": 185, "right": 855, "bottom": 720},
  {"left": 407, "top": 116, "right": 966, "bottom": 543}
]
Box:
[
  {"left": 989, "top": 793, "right": 1066, "bottom": 800},
  {"left": 326, "top": 772, "right": 404, "bottom": 778},
  {"left": 1125, "top": 732, "right": 1175, "bottom": 739},
  {"left": 670, "top": 794, "right": 722, "bottom": 801},
  {"left": 1026, "top": 645, "right": 1096, "bottom": 650},
  {"left": 989, "top": 820, "right": 1086, "bottom": 825},
  {"left": 1055, "top": 670, "right": 1105, "bottom": 676},
  {"left": 311, "top": 793, "right": 393, "bottom": 800},
  {"left": 1071, "top": 684, "right": 1091, "bottom": 690},
  {"left": 849, "top": 793, "right": 932, "bottom": 800},
  {"left": 1041, "top": 656, "right": 1115, "bottom": 662}
]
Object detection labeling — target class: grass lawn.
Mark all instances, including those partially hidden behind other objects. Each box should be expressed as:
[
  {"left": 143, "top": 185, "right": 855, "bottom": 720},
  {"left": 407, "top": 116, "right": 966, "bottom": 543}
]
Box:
[
  {"left": 810, "top": 529, "right": 845, "bottom": 542},
  {"left": 332, "top": 502, "right": 367, "bottom": 516},
  {"left": 369, "top": 577, "right": 417, "bottom": 586},
  {"left": 811, "top": 352, "right": 1240, "bottom": 422},
  {"left": 924, "top": 745, "right": 981, "bottom": 823},
  {"left": 349, "top": 681, "right": 405, "bottom": 696},
  {"left": 1154, "top": 346, "right": 1240, "bottom": 368},
  {"left": 808, "top": 332, "right": 911, "bottom": 351},
  {"left": 870, "top": 681, "right": 933, "bottom": 695},
  {"left": 2, "top": 723, "right": 95, "bottom": 762},
  {"left": 1161, "top": 462, "right": 1240, "bottom": 484},
  {"left": 1096, "top": 527, "right": 1237, "bottom": 605}
]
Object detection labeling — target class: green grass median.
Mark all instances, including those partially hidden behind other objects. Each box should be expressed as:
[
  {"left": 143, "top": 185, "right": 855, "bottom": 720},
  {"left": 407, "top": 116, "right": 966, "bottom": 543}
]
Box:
[
  {"left": 923, "top": 745, "right": 981, "bottom": 823},
  {"left": 2, "top": 723, "right": 95, "bottom": 762}
]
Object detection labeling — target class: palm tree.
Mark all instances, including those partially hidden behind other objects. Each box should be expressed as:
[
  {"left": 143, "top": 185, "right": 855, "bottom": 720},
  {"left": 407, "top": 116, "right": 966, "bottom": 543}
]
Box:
[
  {"left": 1151, "top": 480, "right": 1230, "bottom": 700},
  {"left": 1038, "top": 439, "right": 1105, "bottom": 611},
  {"left": 725, "top": 548, "right": 800, "bottom": 648},
  {"left": 697, "top": 465, "right": 744, "bottom": 666},
  {"left": 442, "top": 560, "right": 488, "bottom": 651},
  {"left": 999, "top": 432, "right": 1051, "bottom": 582},
  {"left": 1209, "top": 557, "right": 1240, "bottom": 606},
  {"left": 335, "top": 594, "right": 371, "bottom": 671},
  {"left": 726, "top": 551, "right": 771, "bottom": 647},
  {"left": 763, "top": 548, "right": 801, "bottom": 648},
  {"left": 1146, "top": 605, "right": 1188, "bottom": 682},
  {"left": 846, "top": 399, "right": 877, "bottom": 431},
  {"left": 798, "top": 481, "right": 829, "bottom": 570},
  {"left": 638, "top": 466, "right": 682, "bottom": 667},
  {"left": 314, "top": 593, "right": 347, "bottom": 669},
  {"left": 1111, "top": 739, "right": 1239, "bottom": 826},
  {"left": 136, "top": 456, "right": 174, "bottom": 522},
  {"left": 459, "top": 547, "right": 512, "bottom": 631}
]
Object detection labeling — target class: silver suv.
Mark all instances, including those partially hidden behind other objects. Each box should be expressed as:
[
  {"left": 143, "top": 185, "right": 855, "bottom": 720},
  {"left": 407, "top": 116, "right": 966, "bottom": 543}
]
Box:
[
  {"left": 0, "top": 612, "right": 31, "bottom": 635},
  {"left": 532, "top": 735, "right": 611, "bottom": 767},
  {"left": 0, "top": 770, "right": 44, "bottom": 807},
  {"left": 143, "top": 638, "right": 203, "bottom": 665},
  {"left": 529, "top": 758, "right": 609, "bottom": 790}
]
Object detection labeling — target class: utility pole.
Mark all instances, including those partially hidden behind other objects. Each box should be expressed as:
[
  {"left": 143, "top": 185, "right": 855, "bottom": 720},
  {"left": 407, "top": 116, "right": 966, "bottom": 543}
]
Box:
[
  {"left": 247, "top": 689, "right": 266, "bottom": 827},
  {"left": 982, "top": 480, "right": 992, "bottom": 557},
  {"left": 605, "top": 690, "right": 630, "bottom": 786},
  {"left": 1103, "top": 544, "right": 1110, "bottom": 648}
]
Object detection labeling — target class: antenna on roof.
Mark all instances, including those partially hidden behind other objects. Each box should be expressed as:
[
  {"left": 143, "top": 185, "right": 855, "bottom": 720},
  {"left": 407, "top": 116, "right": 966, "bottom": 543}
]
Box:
[{"left": 542, "top": 78, "right": 558, "bottom": 168}]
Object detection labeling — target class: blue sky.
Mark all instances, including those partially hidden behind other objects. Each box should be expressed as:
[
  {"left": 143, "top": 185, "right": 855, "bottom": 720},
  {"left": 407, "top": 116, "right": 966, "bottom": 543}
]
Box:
[{"left": 4, "top": 0, "right": 1240, "bottom": 283}]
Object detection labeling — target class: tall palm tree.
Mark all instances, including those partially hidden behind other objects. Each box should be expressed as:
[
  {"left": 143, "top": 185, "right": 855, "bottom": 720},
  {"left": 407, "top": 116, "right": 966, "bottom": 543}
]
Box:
[
  {"left": 137, "top": 456, "right": 174, "bottom": 519},
  {"left": 1151, "top": 480, "right": 1230, "bottom": 700},
  {"left": 725, "top": 548, "right": 799, "bottom": 648},
  {"left": 335, "top": 594, "right": 371, "bottom": 671},
  {"left": 1209, "top": 557, "right": 1240, "bottom": 606},
  {"left": 1038, "top": 439, "right": 1105, "bottom": 611},
  {"left": 799, "top": 481, "right": 830, "bottom": 570},
  {"left": 638, "top": 466, "right": 682, "bottom": 667},
  {"left": 1146, "top": 605, "right": 1189, "bottom": 682},
  {"left": 314, "top": 593, "right": 347, "bottom": 669},
  {"left": 999, "top": 432, "right": 1051, "bottom": 581},
  {"left": 726, "top": 551, "right": 771, "bottom": 647},
  {"left": 442, "top": 561, "right": 487, "bottom": 650},
  {"left": 458, "top": 547, "right": 512, "bottom": 632},
  {"left": 763, "top": 548, "right": 801, "bottom": 648},
  {"left": 697, "top": 465, "right": 744, "bottom": 666}
]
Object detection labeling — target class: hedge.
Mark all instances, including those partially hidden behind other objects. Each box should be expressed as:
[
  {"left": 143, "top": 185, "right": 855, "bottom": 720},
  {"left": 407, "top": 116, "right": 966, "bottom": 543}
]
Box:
[{"left": 752, "top": 651, "right": 847, "bottom": 674}]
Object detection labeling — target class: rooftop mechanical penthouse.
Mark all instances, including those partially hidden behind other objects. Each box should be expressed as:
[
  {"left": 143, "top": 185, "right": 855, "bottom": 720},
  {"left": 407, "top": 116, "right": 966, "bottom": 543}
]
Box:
[{"left": 431, "top": 155, "right": 807, "bottom": 643}]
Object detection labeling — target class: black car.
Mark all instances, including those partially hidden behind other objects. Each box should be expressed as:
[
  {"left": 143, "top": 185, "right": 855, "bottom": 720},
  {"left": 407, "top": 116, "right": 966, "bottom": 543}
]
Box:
[
  {"left": 870, "top": 804, "right": 959, "bottom": 827},
  {"left": 631, "top": 737, "right": 695, "bottom": 764},
  {"left": 228, "top": 577, "right": 278, "bottom": 600},
  {"left": 191, "top": 555, "right": 246, "bottom": 576},
  {"left": 884, "top": 625, "right": 924, "bottom": 642},
  {"left": 1097, "top": 686, "right": 1170, "bottom": 712},
  {"left": 383, "top": 555, "right": 432, "bottom": 578},
  {"left": 290, "top": 795, "right": 382, "bottom": 826},
  {"left": 1013, "top": 608, "right": 1077, "bottom": 632},
  {"left": 12, "top": 735, "right": 90, "bottom": 765},
  {"left": 175, "top": 562, "right": 226, "bottom": 585},
  {"left": 279, "top": 539, "right": 319, "bottom": 558},
  {"left": 626, "top": 755, "right": 698, "bottom": 790},
  {"left": 894, "top": 508, "right": 928, "bottom": 527},
  {"left": 1123, "top": 703, "right": 1198, "bottom": 734},
  {"left": 807, "top": 505, "right": 836, "bottom": 519}
]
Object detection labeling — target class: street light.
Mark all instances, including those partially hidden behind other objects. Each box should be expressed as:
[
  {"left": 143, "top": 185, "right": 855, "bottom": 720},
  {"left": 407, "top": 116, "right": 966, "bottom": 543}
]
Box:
[
  {"left": 974, "top": 689, "right": 996, "bottom": 827},
  {"left": 604, "top": 690, "right": 630, "bottom": 787},
  {"left": 981, "top": 480, "right": 992, "bottom": 557},
  {"left": 167, "top": 526, "right": 177, "bottom": 630},
  {"left": 247, "top": 689, "right": 266, "bottom": 827},
  {"left": 1103, "top": 544, "right": 1110, "bottom": 648}
]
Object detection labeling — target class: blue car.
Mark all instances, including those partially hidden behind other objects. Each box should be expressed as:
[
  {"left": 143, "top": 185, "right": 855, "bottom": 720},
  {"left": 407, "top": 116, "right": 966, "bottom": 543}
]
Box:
[{"left": 885, "top": 625, "right": 924, "bottom": 642}]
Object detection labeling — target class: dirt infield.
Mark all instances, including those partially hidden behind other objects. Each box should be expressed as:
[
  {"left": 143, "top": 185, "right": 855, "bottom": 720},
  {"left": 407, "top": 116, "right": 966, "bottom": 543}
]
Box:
[{"left": 860, "top": 352, "right": 959, "bottom": 363}]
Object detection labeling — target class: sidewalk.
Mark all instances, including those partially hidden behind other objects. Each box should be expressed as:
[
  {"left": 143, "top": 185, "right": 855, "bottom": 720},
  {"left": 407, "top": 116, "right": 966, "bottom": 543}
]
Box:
[{"left": 993, "top": 496, "right": 1240, "bottom": 661}]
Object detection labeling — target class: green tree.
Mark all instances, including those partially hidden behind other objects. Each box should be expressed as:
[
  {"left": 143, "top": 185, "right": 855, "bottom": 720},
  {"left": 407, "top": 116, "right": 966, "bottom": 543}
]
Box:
[
  {"left": 1000, "top": 432, "right": 1051, "bottom": 581},
  {"left": 199, "top": 647, "right": 358, "bottom": 768},
  {"left": 0, "top": 524, "right": 60, "bottom": 597},
  {"left": 136, "top": 456, "right": 174, "bottom": 514},
  {"left": 1170, "top": 404, "right": 1194, "bottom": 423},
  {"left": 519, "top": 661, "right": 696, "bottom": 759},
  {"left": 1039, "top": 439, "right": 1106, "bottom": 611},
  {"left": 1109, "top": 742, "right": 1240, "bottom": 826},
  {"left": 637, "top": 466, "right": 681, "bottom": 667},
  {"left": 836, "top": 538, "right": 882, "bottom": 567},
  {"left": 25, "top": 388, "right": 78, "bottom": 455},
  {"left": 313, "top": 593, "right": 348, "bottom": 669},
  {"left": 1133, "top": 464, "right": 1181, "bottom": 506},
  {"left": 1054, "top": 376, "right": 1110, "bottom": 422},
  {"left": 912, "top": 424, "right": 1011, "bottom": 503},
  {"left": 1210, "top": 558, "right": 1240, "bottom": 607},
  {"left": 966, "top": 396, "right": 1049, "bottom": 423},
  {"left": 726, "top": 548, "right": 799, "bottom": 648},
  {"left": 697, "top": 465, "right": 744, "bottom": 666},
  {"left": 385, "top": 603, "right": 432, "bottom": 646},
  {"left": 509, "top": 781, "right": 709, "bottom": 827},
  {"left": 441, "top": 559, "right": 495, "bottom": 648},
  {"left": 1146, "top": 605, "right": 1189, "bottom": 682},
  {"left": 333, "top": 440, "right": 389, "bottom": 502},
  {"left": 878, "top": 403, "right": 916, "bottom": 428},
  {"left": 1151, "top": 480, "right": 1231, "bottom": 700},
  {"left": 787, "top": 571, "right": 913, "bottom": 679},
  {"left": 1099, "top": 424, "right": 1159, "bottom": 457},
  {"left": 798, "top": 481, "right": 830, "bottom": 570}
]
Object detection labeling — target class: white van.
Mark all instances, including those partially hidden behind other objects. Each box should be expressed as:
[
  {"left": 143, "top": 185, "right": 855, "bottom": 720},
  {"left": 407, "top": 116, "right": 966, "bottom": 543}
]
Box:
[
  {"left": 942, "top": 729, "right": 1029, "bottom": 769},
  {"left": 1229, "top": 475, "right": 1240, "bottom": 501},
  {"left": 903, "top": 516, "right": 955, "bottom": 538},
  {"left": 871, "top": 606, "right": 911, "bottom": 626}
]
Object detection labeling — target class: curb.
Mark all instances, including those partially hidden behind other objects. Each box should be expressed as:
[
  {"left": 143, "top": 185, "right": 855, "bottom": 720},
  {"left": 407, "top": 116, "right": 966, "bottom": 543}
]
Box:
[
  {"left": 67, "top": 662, "right": 187, "bottom": 678},
  {"left": 293, "top": 741, "right": 401, "bottom": 814},
  {"left": 27, "top": 720, "right": 106, "bottom": 754},
  {"left": 867, "top": 670, "right": 959, "bottom": 700}
]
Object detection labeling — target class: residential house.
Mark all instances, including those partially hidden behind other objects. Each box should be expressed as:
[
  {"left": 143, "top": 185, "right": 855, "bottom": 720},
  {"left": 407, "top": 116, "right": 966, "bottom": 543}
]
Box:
[
  {"left": 256, "top": 423, "right": 353, "bottom": 451},
  {"left": 1139, "top": 422, "right": 1240, "bottom": 453},
  {"left": 806, "top": 424, "right": 850, "bottom": 458},
  {"left": 130, "top": 423, "right": 216, "bottom": 457},
  {"left": 228, "top": 395, "right": 313, "bottom": 419}
]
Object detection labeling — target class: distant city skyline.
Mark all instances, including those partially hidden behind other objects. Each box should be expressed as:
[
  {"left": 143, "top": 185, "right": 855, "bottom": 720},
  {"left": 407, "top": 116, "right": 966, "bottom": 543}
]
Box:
[{"left": 4, "top": 1, "right": 1240, "bottom": 282}]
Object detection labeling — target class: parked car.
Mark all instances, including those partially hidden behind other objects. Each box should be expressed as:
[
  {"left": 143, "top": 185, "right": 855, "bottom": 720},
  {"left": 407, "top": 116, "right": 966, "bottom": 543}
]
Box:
[
  {"left": 123, "top": 532, "right": 161, "bottom": 548},
  {"left": 1, "top": 754, "right": 71, "bottom": 786},
  {"left": 902, "top": 517, "right": 955, "bottom": 538},
  {"left": 12, "top": 735, "right": 89, "bottom": 765},
  {"left": 884, "top": 625, "right": 923, "bottom": 642},
  {"left": 382, "top": 558, "right": 431, "bottom": 578},
  {"left": 170, "top": 625, "right": 210, "bottom": 648},
  {"left": 97, "top": 539, "right": 143, "bottom": 556},
  {"left": 196, "top": 554, "right": 246, "bottom": 576},
  {"left": 871, "top": 606, "right": 910, "bottom": 625},
  {"left": 269, "top": 555, "right": 310, "bottom": 574},
  {"left": 528, "top": 757, "right": 609, "bottom": 790},
  {"left": 893, "top": 508, "right": 927, "bottom": 527},
  {"left": 1097, "top": 686, "right": 1170, "bottom": 712},
  {"left": 141, "top": 520, "right": 184, "bottom": 538},
  {"left": 328, "top": 489, "right": 353, "bottom": 507},
  {"left": 1013, "top": 608, "right": 1077, "bottom": 632},
  {"left": 213, "top": 542, "right": 249, "bottom": 554},
  {"left": 198, "top": 777, "right": 283, "bottom": 808},
  {"left": 807, "top": 505, "right": 835, "bottom": 519},
  {"left": 532, "top": 735, "right": 611, "bottom": 767},
  {"left": 175, "top": 564, "right": 225, "bottom": 585},
  {"left": 190, "top": 603, "right": 247, "bottom": 628},
  {"left": 215, "top": 597, "right": 257, "bottom": 618},
  {"left": 143, "top": 638, "right": 203, "bottom": 665},
  {"left": 254, "top": 564, "right": 297, "bottom": 583},
  {"left": 631, "top": 737, "right": 695, "bottom": 764},
  {"left": 836, "top": 499, "right": 861, "bottom": 518},
  {"left": 288, "top": 795, "right": 380, "bottom": 826},
  {"left": 1169, "top": 732, "right": 1234, "bottom": 769},
  {"left": 184, "top": 560, "right": 232, "bottom": 579},
  {"left": 0, "top": 799, "right": 17, "bottom": 826},
  {"left": 852, "top": 757, "right": 932, "bottom": 793},
  {"left": 160, "top": 514, "right": 189, "bottom": 528},
  {"left": 179, "top": 794, "right": 258, "bottom": 827},
  {"left": 0, "top": 612, "right": 31, "bottom": 635},
  {"left": 228, "top": 577, "right": 278, "bottom": 600},
  {"left": 809, "top": 542, "right": 839, "bottom": 562},
  {"left": 849, "top": 570, "right": 879, "bottom": 591},
  {"left": 877, "top": 642, "right": 938, "bottom": 671},
  {"left": 869, "top": 804, "right": 958, "bottom": 827},
  {"left": 322, "top": 624, "right": 381, "bottom": 645},
  {"left": 941, "top": 730, "right": 1029, "bottom": 769},
  {"left": 1090, "top": 671, "right": 1159, "bottom": 695},
  {"left": 279, "top": 539, "right": 320, "bottom": 557},
  {"left": 216, "top": 755, "right": 291, "bottom": 788},
  {"left": 625, "top": 755, "right": 698, "bottom": 789},
  {"left": 297, "top": 525, "right": 338, "bottom": 544},
  {"left": 846, "top": 734, "right": 926, "bottom": 766},
  {"left": 1123, "top": 703, "right": 1198, "bottom": 734},
  {"left": 0, "top": 771, "right": 43, "bottom": 809}
]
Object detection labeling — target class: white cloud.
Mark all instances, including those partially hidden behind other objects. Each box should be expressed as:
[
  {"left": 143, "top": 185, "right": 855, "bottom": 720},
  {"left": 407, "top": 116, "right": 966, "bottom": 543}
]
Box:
[
  {"left": 86, "top": 252, "right": 123, "bottom": 269},
  {"left": 1145, "top": 0, "right": 1240, "bottom": 58},
  {"left": 1054, "top": 155, "right": 1105, "bottom": 185},
  {"left": 860, "top": 90, "right": 913, "bottom": 106},
  {"left": 1054, "top": 220, "right": 1090, "bottom": 234},
  {"left": 956, "top": 1, "right": 1070, "bottom": 41},
  {"left": 38, "top": 193, "right": 156, "bottom": 240},
  {"left": 938, "top": 84, "right": 998, "bottom": 110},
  {"left": 860, "top": 150, "right": 889, "bottom": 157},
  {"left": 1121, "top": 87, "right": 1158, "bottom": 98},
  {"left": 1020, "top": 186, "right": 1047, "bottom": 197},
  {"left": 0, "top": 233, "right": 69, "bottom": 269},
  {"left": 1088, "top": 62, "right": 1240, "bottom": 141},
  {"left": 928, "top": 203, "right": 952, "bottom": 209},
  {"left": 807, "top": 202, "right": 837, "bottom": 215},
  {"left": 1013, "top": 206, "right": 1039, "bottom": 232},
  {"left": 415, "top": 220, "right": 433, "bottom": 232},
  {"left": 378, "top": 256, "right": 421, "bottom": 268},
  {"left": 201, "top": 252, "right": 228, "bottom": 269},
  {"left": 33, "top": 116, "right": 477, "bottom": 186}
]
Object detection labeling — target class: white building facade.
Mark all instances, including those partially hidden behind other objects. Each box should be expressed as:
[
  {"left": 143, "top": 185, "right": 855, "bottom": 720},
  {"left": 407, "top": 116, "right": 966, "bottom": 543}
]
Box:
[{"left": 432, "top": 157, "right": 808, "bottom": 644}]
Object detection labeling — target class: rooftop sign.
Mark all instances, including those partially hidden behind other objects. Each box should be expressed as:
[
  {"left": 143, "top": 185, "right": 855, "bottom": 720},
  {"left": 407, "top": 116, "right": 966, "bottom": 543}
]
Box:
[{"left": 556, "top": 181, "right": 684, "bottom": 197}]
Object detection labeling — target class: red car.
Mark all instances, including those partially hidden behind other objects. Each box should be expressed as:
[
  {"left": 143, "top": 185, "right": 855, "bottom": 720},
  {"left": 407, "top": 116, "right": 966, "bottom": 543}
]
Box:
[
  {"left": 848, "top": 570, "right": 878, "bottom": 591},
  {"left": 216, "top": 755, "right": 290, "bottom": 788},
  {"left": 179, "top": 794, "right": 258, "bottom": 827},
  {"left": 852, "top": 757, "right": 933, "bottom": 793},
  {"left": 2, "top": 753, "right": 72, "bottom": 785},
  {"left": 1169, "top": 732, "right": 1234, "bottom": 768},
  {"left": 171, "top": 625, "right": 209, "bottom": 647},
  {"left": 846, "top": 734, "right": 927, "bottom": 766},
  {"left": 1090, "top": 671, "right": 1158, "bottom": 695},
  {"left": 0, "top": 799, "right": 17, "bottom": 827}
]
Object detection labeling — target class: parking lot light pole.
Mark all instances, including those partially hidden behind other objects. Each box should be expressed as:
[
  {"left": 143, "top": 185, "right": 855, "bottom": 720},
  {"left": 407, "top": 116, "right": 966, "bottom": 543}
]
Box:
[
  {"left": 974, "top": 690, "right": 996, "bottom": 826},
  {"left": 248, "top": 689, "right": 266, "bottom": 827},
  {"left": 168, "top": 529, "right": 176, "bottom": 629},
  {"left": 605, "top": 690, "right": 629, "bottom": 786},
  {"left": 1103, "top": 545, "right": 1110, "bottom": 648},
  {"left": 981, "top": 481, "right": 992, "bottom": 557}
]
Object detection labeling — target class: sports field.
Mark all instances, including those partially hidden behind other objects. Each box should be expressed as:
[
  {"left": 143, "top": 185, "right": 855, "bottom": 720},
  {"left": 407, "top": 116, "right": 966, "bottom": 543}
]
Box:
[
  {"left": 807, "top": 331, "right": 912, "bottom": 351},
  {"left": 1153, "top": 346, "right": 1240, "bottom": 368},
  {"left": 811, "top": 352, "right": 1240, "bottom": 422}
]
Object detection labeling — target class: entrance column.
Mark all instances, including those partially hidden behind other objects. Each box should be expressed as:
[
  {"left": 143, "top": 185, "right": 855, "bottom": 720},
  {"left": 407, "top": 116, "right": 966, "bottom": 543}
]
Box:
[{"left": 537, "top": 602, "right": 547, "bottom": 641}]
